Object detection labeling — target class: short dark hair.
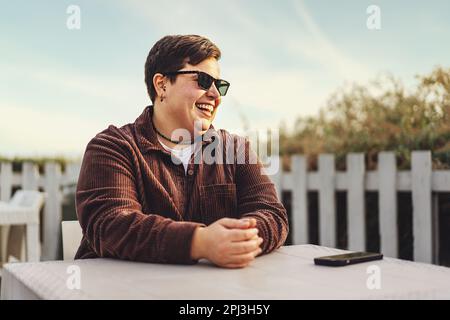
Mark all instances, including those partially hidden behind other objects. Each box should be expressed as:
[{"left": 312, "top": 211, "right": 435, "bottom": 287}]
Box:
[{"left": 144, "top": 35, "right": 222, "bottom": 103}]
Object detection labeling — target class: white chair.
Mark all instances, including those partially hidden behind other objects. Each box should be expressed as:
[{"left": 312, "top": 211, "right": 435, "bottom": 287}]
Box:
[
  {"left": 0, "top": 190, "right": 45, "bottom": 262},
  {"left": 61, "top": 220, "right": 82, "bottom": 260}
]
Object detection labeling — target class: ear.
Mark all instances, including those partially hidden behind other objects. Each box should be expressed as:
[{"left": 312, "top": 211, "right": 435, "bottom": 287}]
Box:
[{"left": 152, "top": 73, "right": 166, "bottom": 98}]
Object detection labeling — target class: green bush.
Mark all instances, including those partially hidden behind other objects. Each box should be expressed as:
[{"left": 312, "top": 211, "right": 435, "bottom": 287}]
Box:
[{"left": 280, "top": 66, "right": 450, "bottom": 170}]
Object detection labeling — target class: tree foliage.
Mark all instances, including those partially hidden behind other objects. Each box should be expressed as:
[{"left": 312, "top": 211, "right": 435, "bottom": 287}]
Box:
[{"left": 280, "top": 66, "right": 450, "bottom": 170}]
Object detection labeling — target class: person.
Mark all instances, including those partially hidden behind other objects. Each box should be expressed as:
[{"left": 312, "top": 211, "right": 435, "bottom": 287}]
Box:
[{"left": 75, "top": 34, "right": 288, "bottom": 268}]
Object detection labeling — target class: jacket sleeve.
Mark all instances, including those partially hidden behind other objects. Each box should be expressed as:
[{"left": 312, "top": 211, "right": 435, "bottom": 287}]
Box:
[
  {"left": 76, "top": 128, "right": 203, "bottom": 264},
  {"left": 234, "top": 135, "right": 289, "bottom": 254}
]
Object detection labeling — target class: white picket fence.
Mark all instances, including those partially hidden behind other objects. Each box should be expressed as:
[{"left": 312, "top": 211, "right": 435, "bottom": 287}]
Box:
[
  {"left": 0, "top": 150, "right": 448, "bottom": 264},
  {"left": 269, "top": 150, "right": 449, "bottom": 264},
  {"left": 0, "top": 162, "right": 81, "bottom": 261}
]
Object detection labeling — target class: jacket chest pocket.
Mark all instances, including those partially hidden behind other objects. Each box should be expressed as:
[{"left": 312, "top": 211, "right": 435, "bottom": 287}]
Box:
[{"left": 200, "top": 183, "right": 238, "bottom": 225}]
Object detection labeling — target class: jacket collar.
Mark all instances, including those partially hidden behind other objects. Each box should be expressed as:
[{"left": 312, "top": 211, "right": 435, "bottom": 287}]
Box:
[{"left": 136, "top": 105, "right": 218, "bottom": 154}]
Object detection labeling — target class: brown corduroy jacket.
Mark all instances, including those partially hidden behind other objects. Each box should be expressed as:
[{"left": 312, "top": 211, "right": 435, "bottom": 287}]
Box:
[{"left": 75, "top": 105, "right": 288, "bottom": 264}]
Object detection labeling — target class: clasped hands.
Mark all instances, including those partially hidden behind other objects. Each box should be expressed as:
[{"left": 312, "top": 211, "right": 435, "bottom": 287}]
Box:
[{"left": 190, "top": 217, "right": 263, "bottom": 268}]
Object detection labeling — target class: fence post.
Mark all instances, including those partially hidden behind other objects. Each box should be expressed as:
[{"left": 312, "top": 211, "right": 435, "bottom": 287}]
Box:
[
  {"left": 378, "top": 152, "right": 398, "bottom": 258},
  {"left": 291, "top": 155, "right": 308, "bottom": 244},
  {"left": 347, "top": 153, "right": 366, "bottom": 251},
  {"left": 22, "top": 162, "right": 39, "bottom": 190},
  {"left": 0, "top": 162, "right": 13, "bottom": 201},
  {"left": 265, "top": 155, "right": 282, "bottom": 203},
  {"left": 411, "top": 151, "right": 433, "bottom": 263},
  {"left": 1, "top": 163, "right": 13, "bottom": 262},
  {"left": 42, "top": 162, "right": 62, "bottom": 261},
  {"left": 318, "top": 154, "right": 336, "bottom": 247},
  {"left": 65, "top": 162, "right": 81, "bottom": 184},
  {"left": 432, "top": 194, "right": 439, "bottom": 264}
]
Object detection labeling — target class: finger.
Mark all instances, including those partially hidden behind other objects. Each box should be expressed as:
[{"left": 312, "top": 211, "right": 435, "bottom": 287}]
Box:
[
  {"left": 246, "top": 218, "right": 257, "bottom": 228},
  {"left": 228, "top": 251, "right": 257, "bottom": 265},
  {"left": 223, "top": 247, "right": 261, "bottom": 267},
  {"left": 218, "top": 218, "right": 251, "bottom": 229},
  {"left": 250, "top": 235, "right": 262, "bottom": 241},
  {"left": 242, "top": 246, "right": 262, "bottom": 258},
  {"left": 246, "top": 246, "right": 263, "bottom": 257},
  {"left": 229, "top": 237, "right": 263, "bottom": 255},
  {"left": 228, "top": 228, "right": 259, "bottom": 242},
  {"left": 236, "top": 217, "right": 257, "bottom": 229}
]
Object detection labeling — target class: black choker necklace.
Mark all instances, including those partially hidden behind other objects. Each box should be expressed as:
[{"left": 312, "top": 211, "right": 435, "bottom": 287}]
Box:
[{"left": 151, "top": 115, "right": 197, "bottom": 145}]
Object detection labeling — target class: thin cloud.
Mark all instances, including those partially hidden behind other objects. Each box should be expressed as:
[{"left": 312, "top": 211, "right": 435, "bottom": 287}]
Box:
[
  {"left": 0, "top": 62, "right": 147, "bottom": 107},
  {"left": 291, "top": 0, "right": 372, "bottom": 80}
]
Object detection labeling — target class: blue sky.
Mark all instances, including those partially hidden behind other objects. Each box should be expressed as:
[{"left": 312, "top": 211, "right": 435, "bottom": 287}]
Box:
[{"left": 1, "top": 0, "right": 449, "bottom": 157}]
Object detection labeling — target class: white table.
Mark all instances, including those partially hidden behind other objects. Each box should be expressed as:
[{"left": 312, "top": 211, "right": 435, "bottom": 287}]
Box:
[{"left": 1, "top": 245, "right": 450, "bottom": 300}]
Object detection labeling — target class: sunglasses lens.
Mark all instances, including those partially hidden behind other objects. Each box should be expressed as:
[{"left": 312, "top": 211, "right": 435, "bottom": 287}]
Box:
[
  {"left": 216, "top": 80, "right": 230, "bottom": 96},
  {"left": 197, "top": 72, "right": 230, "bottom": 96},
  {"left": 197, "top": 72, "right": 214, "bottom": 90}
]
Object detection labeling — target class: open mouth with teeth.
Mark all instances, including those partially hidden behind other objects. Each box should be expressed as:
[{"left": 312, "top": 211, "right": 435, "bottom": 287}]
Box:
[{"left": 195, "top": 103, "right": 214, "bottom": 118}]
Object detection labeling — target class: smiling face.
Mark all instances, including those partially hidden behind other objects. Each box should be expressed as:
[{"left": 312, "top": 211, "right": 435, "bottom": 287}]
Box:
[{"left": 160, "top": 57, "right": 222, "bottom": 136}]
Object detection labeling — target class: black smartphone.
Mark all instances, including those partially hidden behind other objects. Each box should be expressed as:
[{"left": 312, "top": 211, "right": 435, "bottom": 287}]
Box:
[{"left": 314, "top": 251, "right": 383, "bottom": 267}]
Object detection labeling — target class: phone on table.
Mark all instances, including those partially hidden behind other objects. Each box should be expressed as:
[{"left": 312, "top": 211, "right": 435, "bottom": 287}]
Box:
[{"left": 314, "top": 251, "right": 383, "bottom": 267}]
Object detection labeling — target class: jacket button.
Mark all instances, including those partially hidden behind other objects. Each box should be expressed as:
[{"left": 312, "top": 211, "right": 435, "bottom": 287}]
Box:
[{"left": 188, "top": 169, "right": 194, "bottom": 176}]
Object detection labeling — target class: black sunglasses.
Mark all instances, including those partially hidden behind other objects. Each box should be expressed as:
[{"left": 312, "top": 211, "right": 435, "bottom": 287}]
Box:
[{"left": 163, "top": 70, "right": 230, "bottom": 96}]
